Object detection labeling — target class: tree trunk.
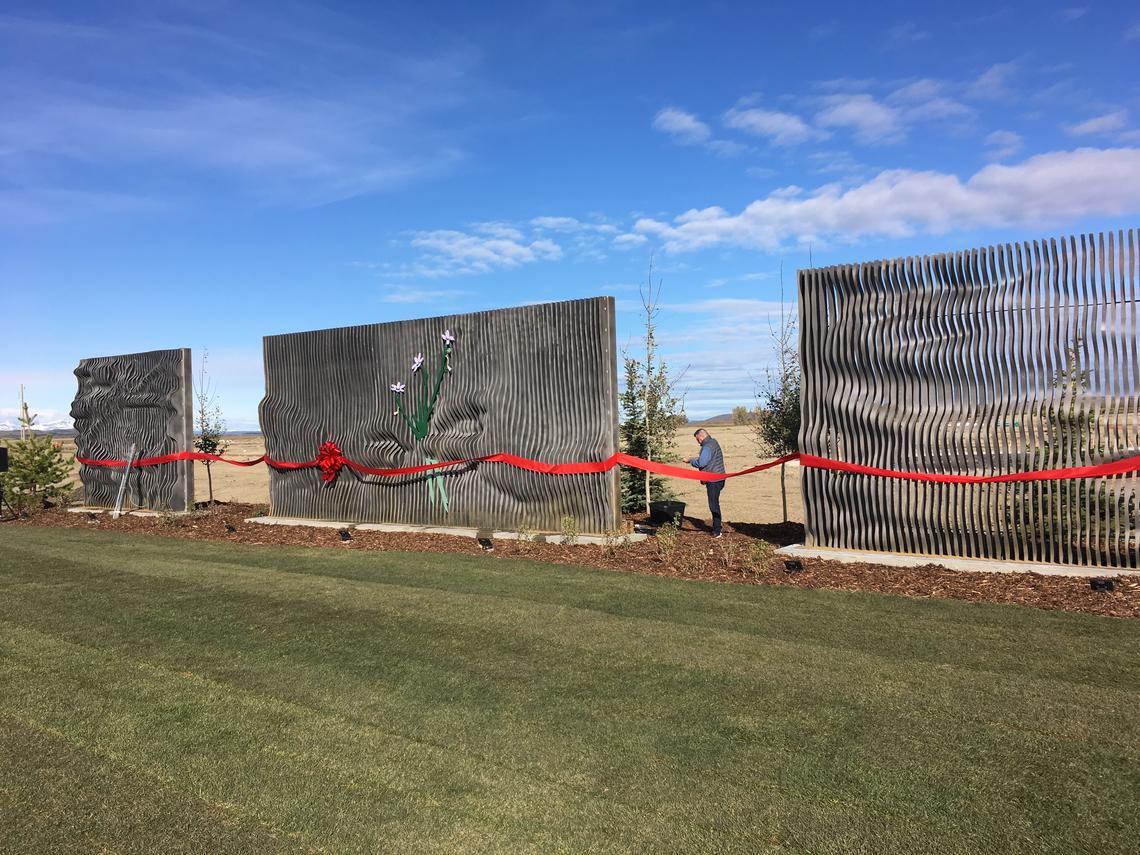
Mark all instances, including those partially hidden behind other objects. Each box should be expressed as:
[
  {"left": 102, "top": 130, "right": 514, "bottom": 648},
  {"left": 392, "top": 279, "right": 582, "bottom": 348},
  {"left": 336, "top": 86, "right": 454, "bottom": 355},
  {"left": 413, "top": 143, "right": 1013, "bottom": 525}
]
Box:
[
  {"left": 206, "top": 462, "right": 214, "bottom": 506},
  {"left": 780, "top": 462, "right": 788, "bottom": 523}
]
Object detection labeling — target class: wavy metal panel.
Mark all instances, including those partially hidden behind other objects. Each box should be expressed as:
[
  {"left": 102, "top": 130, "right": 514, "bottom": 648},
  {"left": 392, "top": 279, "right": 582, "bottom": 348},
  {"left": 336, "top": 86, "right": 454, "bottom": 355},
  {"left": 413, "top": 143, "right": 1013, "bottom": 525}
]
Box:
[
  {"left": 800, "top": 229, "right": 1139, "bottom": 568},
  {"left": 71, "top": 348, "right": 194, "bottom": 511},
  {"left": 259, "top": 297, "right": 621, "bottom": 533}
]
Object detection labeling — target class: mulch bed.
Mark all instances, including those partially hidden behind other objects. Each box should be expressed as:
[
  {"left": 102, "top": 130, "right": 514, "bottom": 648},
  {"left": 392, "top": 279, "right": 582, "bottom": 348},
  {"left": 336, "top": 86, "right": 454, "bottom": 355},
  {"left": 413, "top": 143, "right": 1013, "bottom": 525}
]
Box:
[{"left": 8, "top": 503, "right": 1138, "bottom": 619}]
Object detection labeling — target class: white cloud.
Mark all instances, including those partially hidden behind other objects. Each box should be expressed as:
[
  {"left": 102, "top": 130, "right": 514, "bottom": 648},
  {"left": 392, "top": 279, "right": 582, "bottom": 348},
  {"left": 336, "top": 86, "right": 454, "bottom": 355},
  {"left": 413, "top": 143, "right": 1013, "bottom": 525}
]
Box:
[
  {"left": 1127, "top": 23, "right": 1140, "bottom": 40},
  {"left": 530, "top": 216, "right": 619, "bottom": 234},
  {"left": 1058, "top": 7, "right": 1088, "bottom": 21},
  {"left": 408, "top": 228, "right": 563, "bottom": 275},
  {"left": 984, "top": 130, "right": 1023, "bottom": 160},
  {"left": 723, "top": 105, "right": 824, "bottom": 146},
  {"left": 965, "top": 62, "right": 1018, "bottom": 101},
  {"left": 815, "top": 94, "right": 904, "bottom": 144},
  {"left": 633, "top": 147, "right": 1140, "bottom": 252},
  {"left": 652, "top": 107, "right": 711, "bottom": 144},
  {"left": 652, "top": 106, "right": 746, "bottom": 156},
  {"left": 471, "top": 221, "right": 525, "bottom": 240},
  {"left": 1067, "top": 110, "right": 1129, "bottom": 136},
  {"left": 380, "top": 285, "right": 475, "bottom": 304},
  {"left": 613, "top": 232, "right": 649, "bottom": 249}
]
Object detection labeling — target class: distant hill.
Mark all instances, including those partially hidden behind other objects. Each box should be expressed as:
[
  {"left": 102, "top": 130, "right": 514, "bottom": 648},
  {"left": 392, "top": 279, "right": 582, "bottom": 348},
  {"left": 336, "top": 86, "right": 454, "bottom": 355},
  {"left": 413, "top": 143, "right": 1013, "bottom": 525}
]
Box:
[{"left": 689, "top": 413, "right": 735, "bottom": 426}]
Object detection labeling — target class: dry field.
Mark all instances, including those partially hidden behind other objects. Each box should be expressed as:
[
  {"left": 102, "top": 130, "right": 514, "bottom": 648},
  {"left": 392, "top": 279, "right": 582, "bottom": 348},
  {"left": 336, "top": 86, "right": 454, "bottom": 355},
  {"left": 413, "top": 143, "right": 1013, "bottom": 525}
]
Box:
[{"left": 56, "top": 426, "right": 800, "bottom": 525}]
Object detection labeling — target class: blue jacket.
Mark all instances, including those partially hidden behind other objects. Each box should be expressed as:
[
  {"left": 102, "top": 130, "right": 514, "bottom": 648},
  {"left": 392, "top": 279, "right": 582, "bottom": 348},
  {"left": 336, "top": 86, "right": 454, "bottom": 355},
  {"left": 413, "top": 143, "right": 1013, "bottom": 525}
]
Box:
[{"left": 689, "top": 435, "right": 725, "bottom": 474}]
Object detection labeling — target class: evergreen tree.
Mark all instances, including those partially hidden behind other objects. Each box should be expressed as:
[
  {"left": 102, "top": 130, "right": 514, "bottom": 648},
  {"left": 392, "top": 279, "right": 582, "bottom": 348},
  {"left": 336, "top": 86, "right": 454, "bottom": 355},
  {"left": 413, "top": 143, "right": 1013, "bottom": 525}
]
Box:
[{"left": 0, "top": 400, "right": 73, "bottom": 512}]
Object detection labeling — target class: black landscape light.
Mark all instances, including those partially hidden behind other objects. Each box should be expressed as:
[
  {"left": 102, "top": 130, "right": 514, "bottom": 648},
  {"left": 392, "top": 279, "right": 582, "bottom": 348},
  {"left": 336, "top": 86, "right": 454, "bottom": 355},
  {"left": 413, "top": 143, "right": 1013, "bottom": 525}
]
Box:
[
  {"left": 1089, "top": 578, "right": 1114, "bottom": 593},
  {"left": 783, "top": 559, "right": 804, "bottom": 573},
  {"left": 476, "top": 528, "right": 494, "bottom": 550},
  {"left": 339, "top": 528, "right": 352, "bottom": 542},
  {"left": 225, "top": 524, "right": 237, "bottom": 533}
]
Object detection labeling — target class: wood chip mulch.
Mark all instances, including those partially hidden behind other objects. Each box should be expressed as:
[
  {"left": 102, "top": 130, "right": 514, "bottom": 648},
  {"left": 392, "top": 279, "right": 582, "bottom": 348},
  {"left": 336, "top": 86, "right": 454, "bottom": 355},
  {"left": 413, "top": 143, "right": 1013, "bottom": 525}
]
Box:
[{"left": 7, "top": 504, "right": 1137, "bottom": 619}]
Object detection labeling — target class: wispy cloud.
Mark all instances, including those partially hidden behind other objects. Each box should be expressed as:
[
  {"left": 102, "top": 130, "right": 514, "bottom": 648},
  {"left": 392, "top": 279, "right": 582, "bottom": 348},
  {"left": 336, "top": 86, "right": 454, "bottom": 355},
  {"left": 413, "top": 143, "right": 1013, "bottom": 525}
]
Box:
[
  {"left": 652, "top": 106, "right": 712, "bottom": 144},
  {"left": 1067, "top": 110, "right": 1129, "bottom": 136},
  {"left": 1057, "top": 7, "right": 1088, "bottom": 21},
  {"left": 0, "top": 11, "right": 488, "bottom": 212},
  {"left": 885, "top": 21, "right": 930, "bottom": 47},
  {"left": 0, "top": 186, "right": 165, "bottom": 227},
  {"left": 723, "top": 104, "right": 825, "bottom": 146},
  {"left": 983, "top": 130, "right": 1023, "bottom": 161},
  {"left": 887, "top": 79, "right": 974, "bottom": 123},
  {"left": 380, "top": 285, "right": 475, "bottom": 304},
  {"left": 633, "top": 147, "right": 1140, "bottom": 252},
  {"left": 808, "top": 21, "right": 837, "bottom": 40},
  {"left": 613, "top": 232, "right": 649, "bottom": 250},
  {"left": 815, "top": 94, "right": 904, "bottom": 144},
  {"left": 652, "top": 106, "right": 747, "bottom": 156},
  {"left": 965, "top": 61, "right": 1019, "bottom": 101},
  {"left": 530, "top": 216, "right": 618, "bottom": 234}
]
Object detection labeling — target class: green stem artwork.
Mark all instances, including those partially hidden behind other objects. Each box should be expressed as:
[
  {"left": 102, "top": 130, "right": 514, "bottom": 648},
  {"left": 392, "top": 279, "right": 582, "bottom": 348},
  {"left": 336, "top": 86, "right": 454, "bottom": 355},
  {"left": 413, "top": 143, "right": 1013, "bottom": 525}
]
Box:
[{"left": 390, "top": 330, "right": 455, "bottom": 510}]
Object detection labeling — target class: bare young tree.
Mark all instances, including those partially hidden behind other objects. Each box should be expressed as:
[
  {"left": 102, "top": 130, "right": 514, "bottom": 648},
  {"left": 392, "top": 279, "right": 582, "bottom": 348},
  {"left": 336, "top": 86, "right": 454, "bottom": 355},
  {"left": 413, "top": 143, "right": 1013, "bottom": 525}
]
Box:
[
  {"left": 752, "top": 260, "right": 801, "bottom": 523},
  {"left": 194, "top": 351, "right": 228, "bottom": 506}
]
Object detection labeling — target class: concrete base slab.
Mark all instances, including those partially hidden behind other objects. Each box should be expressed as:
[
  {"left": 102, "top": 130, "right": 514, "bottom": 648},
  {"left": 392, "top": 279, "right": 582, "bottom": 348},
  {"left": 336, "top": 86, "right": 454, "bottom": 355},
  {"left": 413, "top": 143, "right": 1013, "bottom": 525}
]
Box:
[
  {"left": 775, "top": 544, "right": 1139, "bottom": 578},
  {"left": 67, "top": 506, "right": 186, "bottom": 518},
  {"left": 245, "top": 516, "right": 354, "bottom": 530},
  {"left": 245, "top": 516, "right": 646, "bottom": 546}
]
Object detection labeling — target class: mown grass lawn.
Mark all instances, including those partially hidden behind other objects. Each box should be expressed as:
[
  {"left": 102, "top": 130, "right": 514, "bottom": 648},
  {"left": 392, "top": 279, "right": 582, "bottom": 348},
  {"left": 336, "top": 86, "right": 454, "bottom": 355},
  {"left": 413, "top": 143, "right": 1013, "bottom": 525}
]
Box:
[{"left": 1, "top": 527, "right": 1137, "bottom": 854}]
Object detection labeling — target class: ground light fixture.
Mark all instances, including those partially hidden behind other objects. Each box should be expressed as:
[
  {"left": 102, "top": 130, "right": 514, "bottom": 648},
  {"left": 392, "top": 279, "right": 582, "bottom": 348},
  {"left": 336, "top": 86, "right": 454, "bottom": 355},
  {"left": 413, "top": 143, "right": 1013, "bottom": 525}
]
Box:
[
  {"left": 1089, "top": 578, "right": 1114, "bottom": 593},
  {"left": 339, "top": 529, "right": 352, "bottom": 542},
  {"left": 784, "top": 559, "right": 804, "bottom": 573}
]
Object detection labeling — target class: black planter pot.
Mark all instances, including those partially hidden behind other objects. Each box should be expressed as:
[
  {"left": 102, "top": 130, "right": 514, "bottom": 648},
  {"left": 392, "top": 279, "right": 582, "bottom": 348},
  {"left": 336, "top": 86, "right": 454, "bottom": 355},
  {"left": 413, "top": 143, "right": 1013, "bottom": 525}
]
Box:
[{"left": 649, "top": 500, "right": 686, "bottom": 524}]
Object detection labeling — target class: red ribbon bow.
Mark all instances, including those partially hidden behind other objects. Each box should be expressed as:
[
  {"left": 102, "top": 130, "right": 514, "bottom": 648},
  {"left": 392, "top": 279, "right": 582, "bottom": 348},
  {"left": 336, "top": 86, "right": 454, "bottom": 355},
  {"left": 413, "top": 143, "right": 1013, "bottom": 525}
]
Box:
[{"left": 316, "top": 441, "right": 345, "bottom": 482}]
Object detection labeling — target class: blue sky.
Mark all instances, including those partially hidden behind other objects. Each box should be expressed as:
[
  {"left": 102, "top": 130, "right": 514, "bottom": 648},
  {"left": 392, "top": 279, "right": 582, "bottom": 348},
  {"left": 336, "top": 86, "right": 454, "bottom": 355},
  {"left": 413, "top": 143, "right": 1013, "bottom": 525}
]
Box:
[{"left": 3, "top": 0, "right": 1139, "bottom": 429}]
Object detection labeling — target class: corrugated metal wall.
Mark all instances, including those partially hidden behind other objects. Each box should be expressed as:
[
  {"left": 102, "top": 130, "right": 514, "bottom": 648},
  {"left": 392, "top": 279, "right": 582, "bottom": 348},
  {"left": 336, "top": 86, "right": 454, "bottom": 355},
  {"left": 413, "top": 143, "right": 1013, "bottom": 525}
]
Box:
[
  {"left": 800, "top": 229, "right": 1139, "bottom": 568},
  {"left": 259, "top": 297, "right": 621, "bottom": 533},
  {"left": 71, "top": 348, "right": 194, "bottom": 511}
]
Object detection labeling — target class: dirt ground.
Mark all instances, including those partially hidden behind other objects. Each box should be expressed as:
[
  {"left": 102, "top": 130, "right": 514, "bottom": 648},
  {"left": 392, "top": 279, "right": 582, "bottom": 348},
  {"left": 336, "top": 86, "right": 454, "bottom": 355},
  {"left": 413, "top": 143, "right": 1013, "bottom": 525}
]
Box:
[
  {"left": 59, "top": 426, "right": 798, "bottom": 525},
  {"left": 670, "top": 425, "right": 801, "bottom": 525}
]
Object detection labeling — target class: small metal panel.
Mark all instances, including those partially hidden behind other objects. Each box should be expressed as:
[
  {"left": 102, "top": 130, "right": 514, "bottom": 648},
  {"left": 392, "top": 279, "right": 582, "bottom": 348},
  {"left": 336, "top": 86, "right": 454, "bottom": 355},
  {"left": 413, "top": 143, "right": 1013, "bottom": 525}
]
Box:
[
  {"left": 71, "top": 348, "right": 194, "bottom": 511},
  {"left": 259, "top": 297, "right": 621, "bottom": 533},
  {"left": 800, "top": 229, "right": 1139, "bottom": 568}
]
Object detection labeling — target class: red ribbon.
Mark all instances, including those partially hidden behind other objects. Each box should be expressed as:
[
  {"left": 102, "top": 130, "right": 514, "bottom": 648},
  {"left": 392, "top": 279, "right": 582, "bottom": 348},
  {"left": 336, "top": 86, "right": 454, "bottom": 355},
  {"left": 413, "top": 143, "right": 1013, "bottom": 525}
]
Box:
[
  {"left": 316, "top": 441, "right": 345, "bottom": 482},
  {"left": 74, "top": 448, "right": 1140, "bottom": 484}
]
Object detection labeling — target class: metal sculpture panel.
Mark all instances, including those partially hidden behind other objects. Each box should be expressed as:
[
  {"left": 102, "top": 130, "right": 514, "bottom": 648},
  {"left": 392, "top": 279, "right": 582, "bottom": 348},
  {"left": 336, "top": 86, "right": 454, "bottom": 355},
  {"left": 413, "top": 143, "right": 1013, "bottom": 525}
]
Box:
[
  {"left": 800, "top": 229, "right": 1139, "bottom": 568},
  {"left": 71, "top": 348, "right": 194, "bottom": 511},
  {"left": 260, "top": 297, "right": 621, "bottom": 532}
]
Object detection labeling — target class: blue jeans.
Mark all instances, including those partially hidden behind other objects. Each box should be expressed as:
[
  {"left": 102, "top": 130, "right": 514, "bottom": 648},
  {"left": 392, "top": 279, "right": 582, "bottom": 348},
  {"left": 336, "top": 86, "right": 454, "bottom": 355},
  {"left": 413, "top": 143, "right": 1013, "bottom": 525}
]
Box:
[{"left": 705, "top": 481, "right": 724, "bottom": 535}]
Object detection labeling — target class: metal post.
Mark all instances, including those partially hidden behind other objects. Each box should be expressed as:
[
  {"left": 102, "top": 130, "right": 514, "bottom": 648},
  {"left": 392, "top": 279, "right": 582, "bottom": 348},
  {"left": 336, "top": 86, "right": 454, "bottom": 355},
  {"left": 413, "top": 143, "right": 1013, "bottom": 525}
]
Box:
[{"left": 111, "top": 443, "right": 137, "bottom": 519}]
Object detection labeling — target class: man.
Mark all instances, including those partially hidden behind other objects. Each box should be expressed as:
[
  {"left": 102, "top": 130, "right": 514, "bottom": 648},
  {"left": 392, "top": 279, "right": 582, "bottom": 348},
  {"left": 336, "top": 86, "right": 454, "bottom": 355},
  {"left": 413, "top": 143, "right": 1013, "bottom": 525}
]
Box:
[{"left": 687, "top": 428, "right": 725, "bottom": 538}]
